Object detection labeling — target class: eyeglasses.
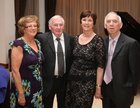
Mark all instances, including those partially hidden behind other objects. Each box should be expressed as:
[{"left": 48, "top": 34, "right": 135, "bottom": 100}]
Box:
[{"left": 25, "top": 25, "right": 38, "bottom": 29}]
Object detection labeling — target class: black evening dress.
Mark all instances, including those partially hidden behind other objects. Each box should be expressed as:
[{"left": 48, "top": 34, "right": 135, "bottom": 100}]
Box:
[{"left": 65, "top": 35, "right": 105, "bottom": 108}]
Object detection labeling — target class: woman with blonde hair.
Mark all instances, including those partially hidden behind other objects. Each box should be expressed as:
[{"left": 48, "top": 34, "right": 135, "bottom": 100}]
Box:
[{"left": 10, "top": 15, "right": 44, "bottom": 108}]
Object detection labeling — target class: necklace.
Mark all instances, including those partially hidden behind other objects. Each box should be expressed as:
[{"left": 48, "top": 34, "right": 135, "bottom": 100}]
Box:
[
  {"left": 82, "top": 32, "right": 96, "bottom": 37},
  {"left": 22, "top": 37, "right": 35, "bottom": 44}
]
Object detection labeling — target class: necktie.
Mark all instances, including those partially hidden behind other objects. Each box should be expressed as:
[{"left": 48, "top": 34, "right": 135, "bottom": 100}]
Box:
[
  {"left": 56, "top": 38, "right": 64, "bottom": 77},
  {"left": 104, "top": 40, "right": 115, "bottom": 84}
]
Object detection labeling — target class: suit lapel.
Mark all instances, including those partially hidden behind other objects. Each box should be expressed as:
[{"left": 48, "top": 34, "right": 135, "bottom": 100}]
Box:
[
  {"left": 47, "top": 33, "right": 55, "bottom": 52},
  {"left": 113, "top": 33, "right": 125, "bottom": 59},
  {"left": 104, "top": 37, "right": 109, "bottom": 60},
  {"left": 64, "top": 34, "right": 69, "bottom": 59}
]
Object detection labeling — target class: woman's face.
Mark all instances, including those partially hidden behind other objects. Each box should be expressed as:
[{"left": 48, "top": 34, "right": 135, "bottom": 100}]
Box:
[
  {"left": 24, "top": 21, "right": 38, "bottom": 37},
  {"left": 81, "top": 16, "right": 94, "bottom": 31}
]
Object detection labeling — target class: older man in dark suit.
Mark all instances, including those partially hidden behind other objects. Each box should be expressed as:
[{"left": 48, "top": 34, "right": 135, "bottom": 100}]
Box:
[
  {"left": 102, "top": 11, "right": 140, "bottom": 108},
  {"left": 37, "top": 15, "right": 74, "bottom": 108}
]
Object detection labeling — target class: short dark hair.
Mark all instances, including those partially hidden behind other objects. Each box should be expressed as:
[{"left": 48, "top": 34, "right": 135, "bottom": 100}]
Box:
[{"left": 80, "top": 10, "right": 97, "bottom": 25}]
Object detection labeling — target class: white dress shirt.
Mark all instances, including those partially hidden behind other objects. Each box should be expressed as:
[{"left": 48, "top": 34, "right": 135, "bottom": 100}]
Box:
[{"left": 52, "top": 33, "right": 66, "bottom": 76}]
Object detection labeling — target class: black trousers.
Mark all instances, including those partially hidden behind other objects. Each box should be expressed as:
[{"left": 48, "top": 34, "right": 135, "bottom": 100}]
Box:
[
  {"left": 43, "top": 76, "right": 66, "bottom": 108},
  {"left": 102, "top": 81, "right": 132, "bottom": 108}
]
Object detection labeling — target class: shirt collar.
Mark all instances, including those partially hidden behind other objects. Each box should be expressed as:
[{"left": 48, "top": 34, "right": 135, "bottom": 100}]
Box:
[
  {"left": 109, "top": 32, "right": 120, "bottom": 42},
  {"left": 52, "top": 33, "right": 64, "bottom": 41}
]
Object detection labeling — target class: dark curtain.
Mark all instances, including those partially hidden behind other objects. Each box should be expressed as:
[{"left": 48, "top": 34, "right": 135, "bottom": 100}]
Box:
[
  {"left": 45, "top": 0, "right": 56, "bottom": 32},
  {"left": 15, "top": 0, "right": 27, "bottom": 38}
]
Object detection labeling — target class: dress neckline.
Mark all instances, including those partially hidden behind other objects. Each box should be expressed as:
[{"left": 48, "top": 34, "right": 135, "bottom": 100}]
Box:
[
  {"left": 78, "top": 34, "right": 96, "bottom": 46},
  {"left": 21, "top": 37, "right": 39, "bottom": 54}
]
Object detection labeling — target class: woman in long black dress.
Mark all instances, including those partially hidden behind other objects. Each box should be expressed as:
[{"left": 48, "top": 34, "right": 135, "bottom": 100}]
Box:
[
  {"left": 65, "top": 10, "right": 105, "bottom": 108},
  {"left": 10, "top": 15, "right": 44, "bottom": 108}
]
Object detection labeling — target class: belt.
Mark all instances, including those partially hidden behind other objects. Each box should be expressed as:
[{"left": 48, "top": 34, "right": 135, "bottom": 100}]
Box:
[
  {"left": 53, "top": 75, "right": 62, "bottom": 78},
  {"left": 54, "top": 74, "right": 66, "bottom": 78}
]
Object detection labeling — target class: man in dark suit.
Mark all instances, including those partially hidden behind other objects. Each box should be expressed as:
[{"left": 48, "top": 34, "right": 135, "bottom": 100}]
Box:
[
  {"left": 102, "top": 11, "right": 140, "bottom": 108},
  {"left": 37, "top": 15, "right": 74, "bottom": 108}
]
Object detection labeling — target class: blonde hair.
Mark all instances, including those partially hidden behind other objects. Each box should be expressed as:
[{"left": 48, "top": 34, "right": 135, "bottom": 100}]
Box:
[{"left": 17, "top": 15, "right": 40, "bottom": 35}]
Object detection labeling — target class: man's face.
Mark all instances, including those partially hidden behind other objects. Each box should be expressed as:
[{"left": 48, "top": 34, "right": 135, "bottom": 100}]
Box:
[
  {"left": 49, "top": 18, "right": 64, "bottom": 37},
  {"left": 105, "top": 14, "right": 122, "bottom": 36}
]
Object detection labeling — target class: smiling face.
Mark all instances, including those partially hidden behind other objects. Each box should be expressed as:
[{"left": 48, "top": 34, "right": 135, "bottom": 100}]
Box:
[
  {"left": 49, "top": 18, "right": 64, "bottom": 37},
  {"left": 18, "top": 15, "right": 39, "bottom": 37},
  {"left": 104, "top": 12, "right": 123, "bottom": 37},
  {"left": 81, "top": 16, "right": 94, "bottom": 32},
  {"left": 48, "top": 15, "right": 65, "bottom": 37},
  {"left": 24, "top": 21, "right": 38, "bottom": 37},
  {"left": 80, "top": 10, "right": 97, "bottom": 33}
]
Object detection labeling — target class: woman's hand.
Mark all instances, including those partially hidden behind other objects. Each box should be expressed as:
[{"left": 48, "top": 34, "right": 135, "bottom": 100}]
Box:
[
  {"left": 95, "top": 86, "right": 103, "bottom": 99},
  {"left": 18, "top": 92, "right": 26, "bottom": 106}
]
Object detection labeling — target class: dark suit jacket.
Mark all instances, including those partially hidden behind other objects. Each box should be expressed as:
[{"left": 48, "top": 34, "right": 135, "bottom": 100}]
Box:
[
  {"left": 36, "top": 32, "right": 74, "bottom": 96},
  {"left": 103, "top": 33, "right": 140, "bottom": 104}
]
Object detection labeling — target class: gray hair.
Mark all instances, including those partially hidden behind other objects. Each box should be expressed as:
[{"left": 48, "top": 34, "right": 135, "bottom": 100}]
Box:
[
  {"left": 48, "top": 15, "right": 65, "bottom": 26},
  {"left": 104, "top": 11, "right": 122, "bottom": 28}
]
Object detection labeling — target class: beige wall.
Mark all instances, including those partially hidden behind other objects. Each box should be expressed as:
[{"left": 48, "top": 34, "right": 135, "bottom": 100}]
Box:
[
  {"left": 0, "top": 0, "right": 15, "bottom": 64},
  {"left": 0, "top": 0, "right": 45, "bottom": 64}
]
